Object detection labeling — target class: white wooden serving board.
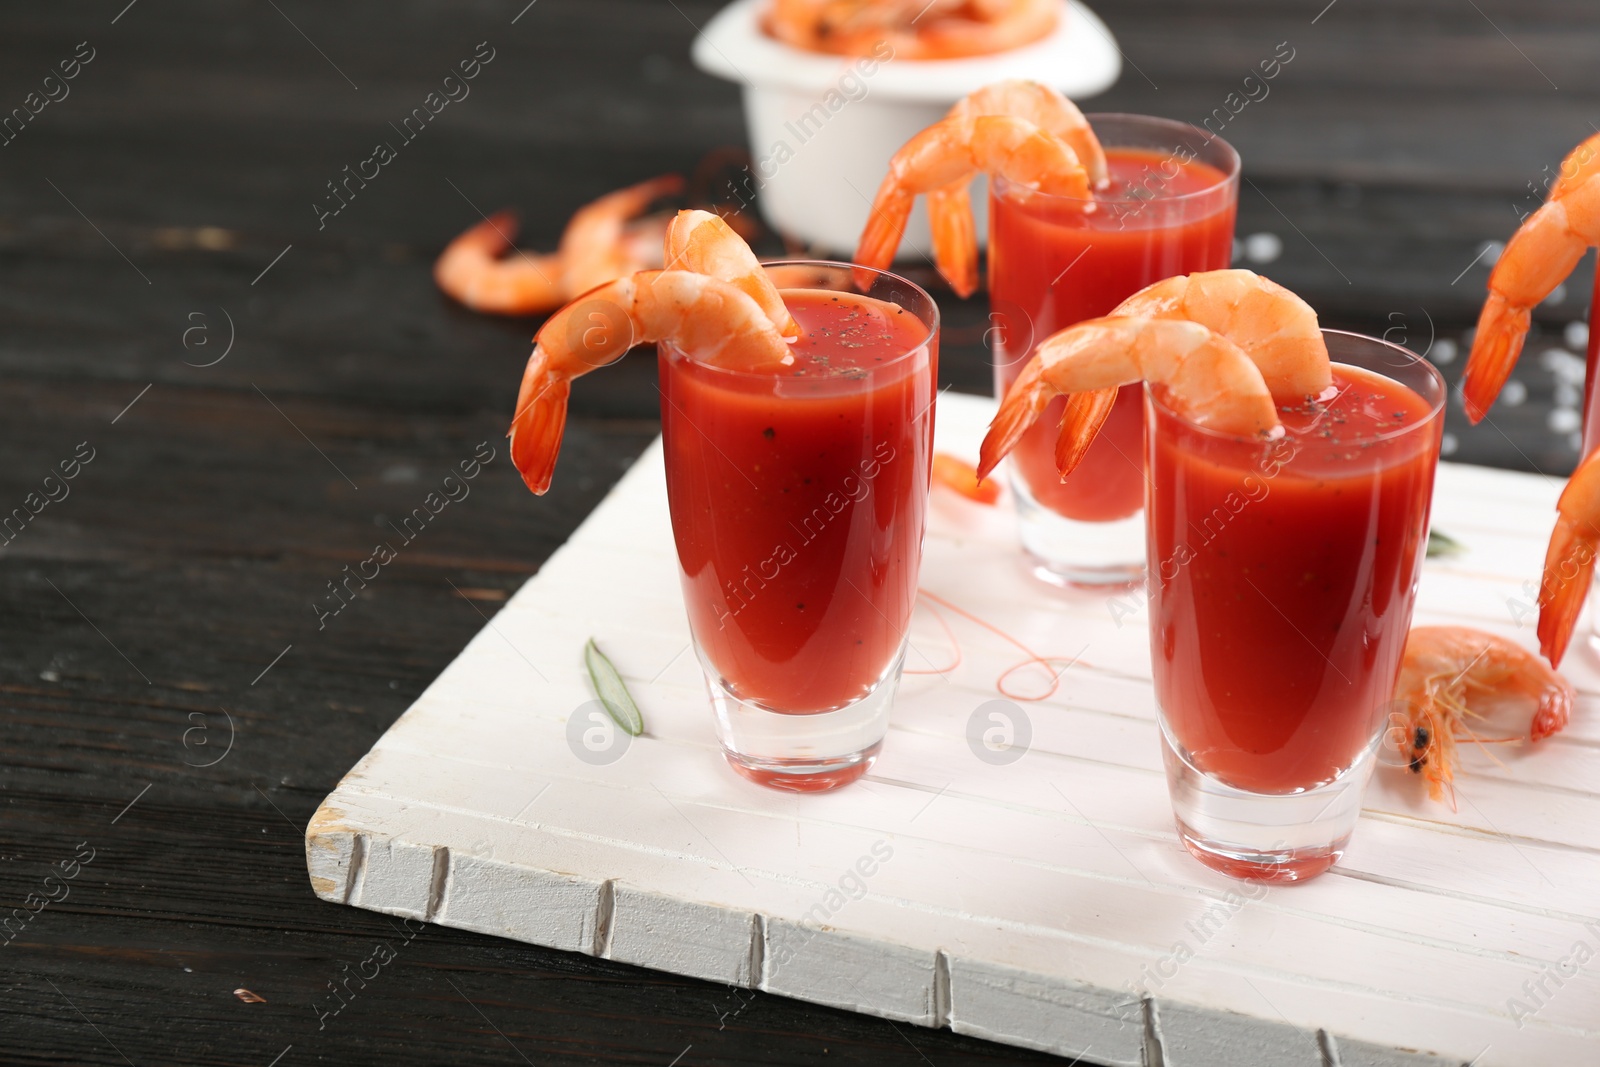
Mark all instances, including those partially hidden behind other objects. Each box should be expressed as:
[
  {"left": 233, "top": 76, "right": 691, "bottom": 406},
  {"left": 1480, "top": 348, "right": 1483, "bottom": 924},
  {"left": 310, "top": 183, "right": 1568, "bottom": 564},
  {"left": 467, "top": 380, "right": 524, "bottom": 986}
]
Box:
[{"left": 307, "top": 393, "right": 1600, "bottom": 1067}]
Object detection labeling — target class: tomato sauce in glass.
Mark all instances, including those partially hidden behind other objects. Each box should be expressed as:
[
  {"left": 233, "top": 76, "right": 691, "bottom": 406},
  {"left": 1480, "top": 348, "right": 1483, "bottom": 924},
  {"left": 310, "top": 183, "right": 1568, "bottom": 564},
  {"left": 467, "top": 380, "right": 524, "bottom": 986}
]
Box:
[
  {"left": 660, "top": 288, "right": 936, "bottom": 713},
  {"left": 1148, "top": 365, "right": 1442, "bottom": 793},
  {"left": 990, "top": 147, "right": 1236, "bottom": 521}
]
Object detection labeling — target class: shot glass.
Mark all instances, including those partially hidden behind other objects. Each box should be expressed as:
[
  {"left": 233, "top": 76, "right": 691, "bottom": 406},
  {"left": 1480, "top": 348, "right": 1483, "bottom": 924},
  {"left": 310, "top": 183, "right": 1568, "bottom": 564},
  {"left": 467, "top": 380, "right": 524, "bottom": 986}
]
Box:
[
  {"left": 989, "top": 115, "right": 1240, "bottom": 587},
  {"left": 1146, "top": 331, "right": 1445, "bottom": 881},
  {"left": 659, "top": 262, "right": 939, "bottom": 791}
]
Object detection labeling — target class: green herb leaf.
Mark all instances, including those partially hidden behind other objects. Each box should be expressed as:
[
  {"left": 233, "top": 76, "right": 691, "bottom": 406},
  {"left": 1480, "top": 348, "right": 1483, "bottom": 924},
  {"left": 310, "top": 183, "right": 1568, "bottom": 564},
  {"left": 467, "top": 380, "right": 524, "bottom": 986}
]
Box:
[
  {"left": 1426, "top": 528, "right": 1465, "bottom": 558},
  {"left": 584, "top": 638, "right": 644, "bottom": 736}
]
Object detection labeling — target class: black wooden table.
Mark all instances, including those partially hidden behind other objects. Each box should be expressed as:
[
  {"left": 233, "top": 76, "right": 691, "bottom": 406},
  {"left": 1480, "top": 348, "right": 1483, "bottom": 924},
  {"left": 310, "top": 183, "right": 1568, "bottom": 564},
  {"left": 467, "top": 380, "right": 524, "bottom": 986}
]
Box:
[{"left": 2, "top": 2, "right": 1595, "bottom": 1064}]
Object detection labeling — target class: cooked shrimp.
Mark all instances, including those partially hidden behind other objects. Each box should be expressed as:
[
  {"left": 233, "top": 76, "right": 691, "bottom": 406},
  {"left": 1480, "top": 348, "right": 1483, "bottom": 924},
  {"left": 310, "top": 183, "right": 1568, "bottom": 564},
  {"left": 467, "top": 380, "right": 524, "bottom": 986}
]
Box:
[
  {"left": 945, "top": 81, "right": 1107, "bottom": 183},
  {"left": 912, "top": 0, "right": 1059, "bottom": 59},
  {"left": 1461, "top": 132, "right": 1600, "bottom": 422},
  {"left": 1391, "top": 626, "right": 1573, "bottom": 803},
  {"left": 769, "top": 0, "right": 893, "bottom": 52},
  {"left": 1551, "top": 131, "right": 1600, "bottom": 198},
  {"left": 1112, "top": 270, "right": 1331, "bottom": 400},
  {"left": 433, "top": 211, "right": 565, "bottom": 315},
  {"left": 557, "top": 174, "right": 685, "bottom": 298},
  {"left": 977, "top": 316, "right": 1279, "bottom": 481},
  {"left": 665, "top": 209, "right": 799, "bottom": 338},
  {"left": 999, "top": 270, "right": 1332, "bottom": 480},
  {"left": 917, "top": 81, "right": 1108, "bottom": 296},
  {"left": 1537, "top": 446, "right": 1600, "bottom": 666},
  {"left": 434, "top": 174, "right": 681, "bottom": 316},
  {"left": 856, "top": 111, "right": 1093, "bottom": 297},
  {"left": 766, "top": 0, "right": 1058, "bottom": 60},
  {"left": 509, "top": 271, "right": 792, "bottom": 494}
]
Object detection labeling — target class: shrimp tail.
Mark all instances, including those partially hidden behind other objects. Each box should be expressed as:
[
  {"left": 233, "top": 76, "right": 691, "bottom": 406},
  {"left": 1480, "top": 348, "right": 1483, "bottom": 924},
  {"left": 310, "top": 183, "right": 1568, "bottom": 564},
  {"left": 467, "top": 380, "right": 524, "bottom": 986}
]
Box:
[
  {"left": 1054, "top": 387, "right": 1118, "bottom": 480},
  {"left": 1531, "top": 677, "right": 1574, "bottom": 740},
  {"left": 1462, "top": 293, "right": 1530, "bottom": 424},
  {"left": 978, "top": 358, "right": 1053, "bottom": 483},
  {"left": 1536, "top": 516, "right": 1596, "bottom": 667},
  {"left": 472, "top": 209, "right": 519, "bottom": 252},
  {"left": 508, "top": 347, "right": 571, "bottom": 496},
  {"left": 853, "top": 185, "right": 915, "bottom": 290},
  {"left": 927, "top": 181, "right": 979, "bottom": 299}
]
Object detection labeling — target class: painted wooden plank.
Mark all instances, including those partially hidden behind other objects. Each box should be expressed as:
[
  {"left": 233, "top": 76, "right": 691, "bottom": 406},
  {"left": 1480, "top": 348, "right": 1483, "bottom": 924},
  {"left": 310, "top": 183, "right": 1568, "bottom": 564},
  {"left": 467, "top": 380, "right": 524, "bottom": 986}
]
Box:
[
  {"left": 309, "top": 766, "right": 1599, "bottom": 1061},
  {"left": 340, "top": 736, "right": 1600, "bottom": 987},
  {"left": 946, "top": 958, "right": 1147, "bottom": 1067},
  {"left": 607, "top": 885, "right": 758, "bottom": 986},
  {"left": 1332, "top": 1036, "right": 1461, "bottom": 1067},
  {"left": 309, "top": 778, "right": 1600, "bottom": 1062},
  {"left": 1154, "top": 999, "right": 1327, "bottom": 1067},
  {"left": 377, "top": 598, "right": 1600, "bottom": 921},
  {"left": 307, "top": 393, "right": 1600, "bottom": 1065}
]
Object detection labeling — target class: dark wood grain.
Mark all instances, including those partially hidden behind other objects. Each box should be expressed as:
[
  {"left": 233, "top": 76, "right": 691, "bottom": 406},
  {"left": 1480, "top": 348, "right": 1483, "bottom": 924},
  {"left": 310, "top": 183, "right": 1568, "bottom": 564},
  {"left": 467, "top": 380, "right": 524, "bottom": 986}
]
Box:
[{"left": 2, "top": 1, "right": 1596, "bottom": 1064}]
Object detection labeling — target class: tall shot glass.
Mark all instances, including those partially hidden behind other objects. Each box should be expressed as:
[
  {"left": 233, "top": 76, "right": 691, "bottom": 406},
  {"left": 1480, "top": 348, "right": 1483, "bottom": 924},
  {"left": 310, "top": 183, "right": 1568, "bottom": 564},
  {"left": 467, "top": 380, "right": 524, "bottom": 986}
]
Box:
[
  {"left": 989, "top": 115, "right": 1239, "bottom": 587},
  {"left": 1146, "top": 331, "right": 1445, "bottom": 881},
  {"left": 659, "top": 263, "right": 939, "bottom": 792}
]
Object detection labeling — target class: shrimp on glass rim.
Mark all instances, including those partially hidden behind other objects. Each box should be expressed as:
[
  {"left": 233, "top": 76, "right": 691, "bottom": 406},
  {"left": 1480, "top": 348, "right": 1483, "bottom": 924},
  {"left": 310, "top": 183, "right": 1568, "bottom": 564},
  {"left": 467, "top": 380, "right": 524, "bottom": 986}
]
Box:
[
  {"left": 1389, "top": 626, "right": 1573, "bottom": 804},
  {"left": 765, "top": 0, "right": 1059, "bottom": 61},
  {"left": 855, "top": 80, "right": 1107, "bottom": 298},
  {"left": 1461, "top": 131, "right": 1600, "bottom": 422},
  {"left": 920, "top": 81, "right": 1109, "bottom": 298},
  {"left": 664, "top": 209, "right": 799, "bottom": 339},
  {"left": 980, "top": 269, "right": 1333, "bottom": 481},
  {"left": 509, "top": 211, "right": 797, "bottom": 495},
  {"left": 434, "top": 174, "right": 682, "bottom": 316},
  {"left": 1536, "top": 446, "right": 1600, "bottom": 667},
  {"left": 975, "top": 316, "right": 1281, "bottom": 483}
]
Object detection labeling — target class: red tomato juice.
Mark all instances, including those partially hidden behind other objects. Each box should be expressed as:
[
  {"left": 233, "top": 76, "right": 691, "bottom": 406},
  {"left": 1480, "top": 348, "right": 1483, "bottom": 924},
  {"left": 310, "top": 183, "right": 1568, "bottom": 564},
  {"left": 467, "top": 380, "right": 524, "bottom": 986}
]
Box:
[
  {"left": 990, "top": 147, "right": 1236, "bottom": 521},
  {"left": 660, "top": 288, "right": 937, "bottom": 713},
  {"left": 1148, "top": 365, "right": 1442, "bottom": 793}
]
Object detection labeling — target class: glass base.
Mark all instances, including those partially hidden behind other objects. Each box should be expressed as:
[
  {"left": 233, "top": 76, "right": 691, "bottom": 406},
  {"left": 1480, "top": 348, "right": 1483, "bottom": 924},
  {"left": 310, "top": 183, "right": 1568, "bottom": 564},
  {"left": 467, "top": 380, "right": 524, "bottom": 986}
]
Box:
[
  {"left": 1011, "top": 470, "right": 1144, "bottom": 589},
  {"left": 703, "top": 641, "right": 902, "bottom": 793},
  {"left": 1159, "top": 723, "right": 1376, "bottom": 884}
]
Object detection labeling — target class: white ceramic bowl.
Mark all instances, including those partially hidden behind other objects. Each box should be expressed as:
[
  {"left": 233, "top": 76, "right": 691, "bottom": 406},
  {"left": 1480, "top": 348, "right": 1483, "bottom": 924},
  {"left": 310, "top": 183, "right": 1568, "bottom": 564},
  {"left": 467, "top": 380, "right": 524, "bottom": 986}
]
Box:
[{"left": 691, "top": 0, "right": 1121, "bottom": 256}]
